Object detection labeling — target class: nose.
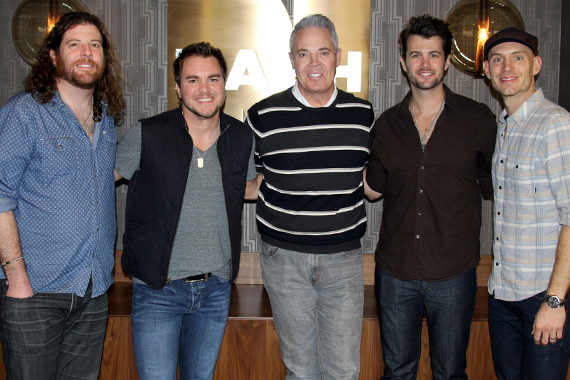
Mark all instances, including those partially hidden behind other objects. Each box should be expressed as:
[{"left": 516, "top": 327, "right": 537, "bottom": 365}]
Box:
[
  {"left": 420, "top": 56, "right": 429, "bottom": 68},
  {"left": 309, "top": 53, "right": 320, "bottom": 67},
  {"left": 197, "top": 80, "right": 209, "bottom": 92},
  {"left": 81, "top": 44, "right": 93, "bottom": 57}
]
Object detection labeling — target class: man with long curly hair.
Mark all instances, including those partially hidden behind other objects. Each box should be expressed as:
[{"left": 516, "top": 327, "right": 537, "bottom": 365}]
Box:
[{"left": 0, "top": 12, "right": 124, "bottom": 380}]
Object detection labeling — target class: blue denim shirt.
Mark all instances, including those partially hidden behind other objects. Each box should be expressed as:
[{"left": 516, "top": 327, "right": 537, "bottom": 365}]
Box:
[{"left": 0, "top": 91, "right": 117, "bottom": 297}]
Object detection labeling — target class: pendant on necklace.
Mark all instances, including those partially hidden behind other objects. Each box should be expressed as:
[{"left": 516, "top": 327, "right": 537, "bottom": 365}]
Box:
[{"left": 198, "top": 158, "right": 204, "bottom": 168}]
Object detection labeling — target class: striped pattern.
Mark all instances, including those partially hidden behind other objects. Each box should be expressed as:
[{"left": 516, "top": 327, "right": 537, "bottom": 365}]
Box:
[
  {"left": 490, "top": 89, "right": 570, "bottom": 301},
  {"left": 247, "top": 88, "right": 374, "bottom": 252}
]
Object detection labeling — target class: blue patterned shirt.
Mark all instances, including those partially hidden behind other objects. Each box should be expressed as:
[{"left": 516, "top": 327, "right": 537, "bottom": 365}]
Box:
[
  {"left": 0, "top": 91, "right": 117, "bottom": 297},
  {"left": 490, "top": 89, "right": 570, "bottom": 301}
]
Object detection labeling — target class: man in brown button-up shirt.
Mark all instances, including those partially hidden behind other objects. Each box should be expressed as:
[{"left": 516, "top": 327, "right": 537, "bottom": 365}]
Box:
[{"left": 365, "top": 14, "right": 496, "bottom": 380}]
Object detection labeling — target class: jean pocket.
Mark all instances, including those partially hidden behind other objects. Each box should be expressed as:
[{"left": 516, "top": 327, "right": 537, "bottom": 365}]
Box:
[
  {"left": 342, "top": 248, "right": 363, "bottom": 258},
  {"left": 3, "top": 294, "right": 35, "bottom": 301},
  {"left": 260, "top": 241, "right": 280, "bottom": 258}
]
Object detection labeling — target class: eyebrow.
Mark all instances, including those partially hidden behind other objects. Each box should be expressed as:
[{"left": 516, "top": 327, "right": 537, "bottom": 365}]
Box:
[
  {"left": 409, "top": 50, "right": 441, "bottom": 55},
  {"left": 296, "top": 47, "right": 332, "bottom": 53},
  {"left": 490, "top": 50, "right": 527, "bottom": 57},
  {"left": 65, "top": 38, "right": 103, "bottom": 44},
  {"left": 184, "top": 73, "right": 222, "bottom": 79}
]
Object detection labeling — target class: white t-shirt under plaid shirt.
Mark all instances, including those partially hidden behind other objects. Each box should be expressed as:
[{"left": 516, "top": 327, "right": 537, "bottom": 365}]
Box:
[{"left": 490, "top": 88, "right": 570, "bottom": 302}]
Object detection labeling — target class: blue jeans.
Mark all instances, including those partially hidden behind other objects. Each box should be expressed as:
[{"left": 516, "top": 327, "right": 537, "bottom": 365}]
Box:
[
  {"left": 260, "top": 242, "right": 364, "bottom": 380},
  {"left": 376, "top": 266, "right": 477, "bottom": 380},
  {"left": 489, "top": 291, "right": 570, "bottom": 380},
  {"left": 0, "top": 279, "right": 108, "bottom": 380},
  {"left": 131, "top": 276, "right": 231, "bottom": 380}
]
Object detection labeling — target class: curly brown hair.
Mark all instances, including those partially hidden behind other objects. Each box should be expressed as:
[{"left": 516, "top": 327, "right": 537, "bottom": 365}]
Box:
[{"left": 24, "top": 12, "right": 125, "bottom": 124}]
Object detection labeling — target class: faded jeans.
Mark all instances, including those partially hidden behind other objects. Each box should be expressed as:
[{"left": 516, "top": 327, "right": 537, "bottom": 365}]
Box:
[{"left": 260, "top": 241, "right": 364, "bottom": 380}]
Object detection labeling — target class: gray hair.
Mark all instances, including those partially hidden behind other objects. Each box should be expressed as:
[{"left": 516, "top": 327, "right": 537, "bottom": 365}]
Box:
[{"left": 289, "top": 14, "right": 339, "bottom": 54}]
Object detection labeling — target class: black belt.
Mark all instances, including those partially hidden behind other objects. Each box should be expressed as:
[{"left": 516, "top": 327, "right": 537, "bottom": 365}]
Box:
[{"left": 183, "top": 273, "right": 212, "bottom": 283}]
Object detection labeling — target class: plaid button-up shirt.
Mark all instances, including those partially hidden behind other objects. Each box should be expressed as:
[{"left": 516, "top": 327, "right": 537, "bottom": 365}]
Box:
[{"left": 490, "top": 89, "right": 570, "bottom": 301}]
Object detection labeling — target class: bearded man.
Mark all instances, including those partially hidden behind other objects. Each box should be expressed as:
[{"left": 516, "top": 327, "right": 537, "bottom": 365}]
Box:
[{"left": 0, "top": 12, "right": 125, "bottom": 380}]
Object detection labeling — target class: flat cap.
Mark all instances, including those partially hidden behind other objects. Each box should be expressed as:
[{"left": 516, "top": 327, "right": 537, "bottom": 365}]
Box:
[{"left": 484, "top": 27, "right": 538, "bottom": 59}]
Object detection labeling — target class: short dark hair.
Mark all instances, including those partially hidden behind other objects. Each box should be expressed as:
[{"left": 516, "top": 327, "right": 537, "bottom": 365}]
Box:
[
  {"left": 399, "top": 14, "right": 453, "bottom": 59},
  {"left": 173, "top": 42, "right": 228, "bottom": 85},
  {"left": 24, "top": 12, "right": 125, "bottom": 124}
]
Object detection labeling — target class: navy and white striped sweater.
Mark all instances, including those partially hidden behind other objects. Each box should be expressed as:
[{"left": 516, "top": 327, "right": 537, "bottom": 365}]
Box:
[{"left": 247, "top": 88, "right": 374, "bottom": 253}]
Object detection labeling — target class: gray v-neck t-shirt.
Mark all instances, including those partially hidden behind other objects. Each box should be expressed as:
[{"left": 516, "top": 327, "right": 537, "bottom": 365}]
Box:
[{"left": 115, "top": 121, "right": 256, "bottom": 283}]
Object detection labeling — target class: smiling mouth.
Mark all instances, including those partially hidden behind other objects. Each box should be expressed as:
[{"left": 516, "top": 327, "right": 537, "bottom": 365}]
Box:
[
  {"left": 75, "top": 60, "right": 96, "bottom": 69},
  {"left": 308, "top": 73, "right": 323, "bottom": 77},
  {"left": 196, "top": 97, "right": 214, "bottom": 103}
]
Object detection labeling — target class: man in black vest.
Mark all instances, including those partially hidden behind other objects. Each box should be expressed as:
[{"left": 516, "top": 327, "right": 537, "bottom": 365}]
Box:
[{"left": 114, "top": 42, "right": 259, "bottom": 380}]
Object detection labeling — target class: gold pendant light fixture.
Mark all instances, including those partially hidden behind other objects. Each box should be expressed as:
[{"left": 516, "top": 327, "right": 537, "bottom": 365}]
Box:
[
  {"left": 12, "top": 0, "right": 89, "bottom": 65},
  {"left": 446, "top": 0, "right": 524, "bottom": 75}
]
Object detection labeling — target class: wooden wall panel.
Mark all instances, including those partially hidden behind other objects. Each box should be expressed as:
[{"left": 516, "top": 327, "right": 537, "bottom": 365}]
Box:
[
  {"left": 215, "top": 320, "right": 286, "bottom": 380},
  {"left": 99, "top": 318, "right": 138, "bottom": 380},
  {"left": 0, "top": 310, "right": 568, "bottom": 379}
]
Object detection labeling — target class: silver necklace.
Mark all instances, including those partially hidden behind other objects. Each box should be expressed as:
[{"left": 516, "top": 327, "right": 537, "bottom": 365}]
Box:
[
  {"left": 410, "top": 97, "right": 445, "bottom": 148},
  {"left": 60, "top": 93, "right": 94, "bottom": 138},
  {"left": 193, "top": 126, "right": 220, "bottom": 168}
]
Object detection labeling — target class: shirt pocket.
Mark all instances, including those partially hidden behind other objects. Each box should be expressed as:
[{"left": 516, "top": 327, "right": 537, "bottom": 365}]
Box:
[
  {"left": 39, "top": 136, "right": 76, "bottom": 177},
  {"left": 505, "top": 159, "right": 536, "bottom": 196}
]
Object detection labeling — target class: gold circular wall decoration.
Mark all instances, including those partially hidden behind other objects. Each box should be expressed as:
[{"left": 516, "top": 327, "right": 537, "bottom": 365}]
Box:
[
  {"left": 446, "top": 0, "right": 524, "bottom": 75},
  {"left": 12, "top": 0, "right": 90, "bottom": 66}
]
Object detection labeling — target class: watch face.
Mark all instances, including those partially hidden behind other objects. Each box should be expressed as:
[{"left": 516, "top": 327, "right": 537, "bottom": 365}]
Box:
[{"left": 547, "top": 295, "right": 563, "bottom": 308}]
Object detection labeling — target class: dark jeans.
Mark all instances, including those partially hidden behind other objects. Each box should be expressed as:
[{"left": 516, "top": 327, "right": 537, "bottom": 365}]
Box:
[
  {"left": 489, "top": 291, "right": 570, "bottom": 380},
  {"left": 0, "top": 279, "right": 108, "bottom": 380},
  {"left": 375, "top": 266, "right": 477, "bottom": 380}
]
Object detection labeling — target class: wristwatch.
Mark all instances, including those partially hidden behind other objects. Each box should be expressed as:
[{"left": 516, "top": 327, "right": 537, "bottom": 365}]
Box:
[{"left": 545, "top": 295, "right": 566, "bottom": 308}]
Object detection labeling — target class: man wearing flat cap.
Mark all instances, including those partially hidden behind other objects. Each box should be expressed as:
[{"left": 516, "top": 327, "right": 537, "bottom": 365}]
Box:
[{"left": 484, "top": 27, "right": 570, "bottom": 379}]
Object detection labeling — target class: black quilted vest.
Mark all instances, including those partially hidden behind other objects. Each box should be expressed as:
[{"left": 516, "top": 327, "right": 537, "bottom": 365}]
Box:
[{"left": 122, "top": 106, "right": 253, "bottom": 289}]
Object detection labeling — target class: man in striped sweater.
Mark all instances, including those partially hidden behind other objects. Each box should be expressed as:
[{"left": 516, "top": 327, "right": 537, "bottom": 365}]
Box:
[{"left": 247, "top": 14, "right": 374, "bottom": 380}]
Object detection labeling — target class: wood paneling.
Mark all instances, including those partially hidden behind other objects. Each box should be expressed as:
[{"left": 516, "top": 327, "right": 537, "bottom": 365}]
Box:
[{"left": 0, "top": 256, "right": 566, "bottom": 380}]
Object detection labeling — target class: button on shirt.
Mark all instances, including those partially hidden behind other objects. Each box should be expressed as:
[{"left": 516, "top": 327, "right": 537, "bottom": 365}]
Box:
[
  {"left": 366, "top": 87, "right": 496, "bottom": 281},
  {"left": 490, "top": 89, "right": 570, "bottom": 302},
  {"left": 0, "top": 92, "right": 117, "bottom": 297}
]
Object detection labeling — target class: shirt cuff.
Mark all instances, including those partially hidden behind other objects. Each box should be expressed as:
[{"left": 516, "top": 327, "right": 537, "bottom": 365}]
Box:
[{"left": 0, "top": 197, "right": 18, "bottom": 213}]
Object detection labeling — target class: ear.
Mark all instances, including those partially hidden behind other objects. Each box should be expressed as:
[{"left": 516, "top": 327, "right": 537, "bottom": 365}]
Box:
[
  {"left": 175, "top": 84, "right": 181, "bottom": 99},
  {"left": 49, "top": 49, "right": 57, "bottom": 66},
  {"left": 483, "top": 60, "right": 490, "bottom": 79},
  {"left": 336, "top": 48, "right": 342, "bottom": 67},
  {"left": 532, "top": 55, "right": 542, "bottom": 76},
  {"left": 444, "top": 54, "right": 451, "bottom": 71},
  {"left": 289, "top": 52, "right": 294, "bottom": 70},
  {"left": 400, "top": 56, "right": 408, "bottom": 73}
]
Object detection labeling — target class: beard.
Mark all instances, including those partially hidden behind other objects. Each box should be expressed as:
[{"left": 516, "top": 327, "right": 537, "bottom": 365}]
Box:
[
  {"left": 55, "top": 54, "right": 105, "bottom": 90},
  {"left": 186, "top": 105, "right": 221, "bottom": 120},
  {"left": 182, "top": 95, "right": 225, "bottom": 120}
]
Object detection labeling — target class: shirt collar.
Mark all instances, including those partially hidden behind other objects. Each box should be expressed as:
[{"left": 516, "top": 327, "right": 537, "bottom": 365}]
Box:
[
  {"left": 500, "top": 88, "right": 544, "bottom": 124},
  {"left": 292, "top": 81, "right": 338, "bottom": 108}
]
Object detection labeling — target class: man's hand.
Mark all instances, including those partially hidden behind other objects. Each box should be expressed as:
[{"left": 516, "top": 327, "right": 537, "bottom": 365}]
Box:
[
  {"left": 0, "top": 211, "right": 33, "bottom": 299},
  {"left": 532, "top": 302, "right": 566, "bottom": 345},
  {"left": 5, "top": 278, "right": 33, "bottom": 299}
]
